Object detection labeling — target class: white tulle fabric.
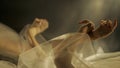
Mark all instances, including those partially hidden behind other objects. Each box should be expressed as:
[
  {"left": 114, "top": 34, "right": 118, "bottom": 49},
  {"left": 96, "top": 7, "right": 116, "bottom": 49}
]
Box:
[
  {"left": 18, "top": 33, "right": 120, "bottom": 68},
  {"left": 0, "top": 23, "right": 120, "bottom": 68}
]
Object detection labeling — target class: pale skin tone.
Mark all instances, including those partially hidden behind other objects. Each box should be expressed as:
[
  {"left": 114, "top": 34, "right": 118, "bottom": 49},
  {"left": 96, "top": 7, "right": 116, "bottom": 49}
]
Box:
[
  {"left": 0, "top": 18, "right": 117, "bottom": 68},
  {"left": 50, "top": 20, "right": 117, "bottom": 68},
  {"left": 0, "top": 18, "right": 49, "bottom": 64},
  {"left": 27, "top": 18, "right": 117, "bottom": 68},
  {"left": 27, "top": 18, "right": 49, "bottom": 47},
  {"left": 26, "top": 18, "right": 49, "bottom": 58}
]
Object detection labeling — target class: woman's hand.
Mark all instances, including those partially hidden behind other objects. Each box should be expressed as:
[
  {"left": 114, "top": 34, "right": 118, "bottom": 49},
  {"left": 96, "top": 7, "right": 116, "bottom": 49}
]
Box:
[{"left": 79, "top": 19, "right": 117, "bottom": 40}]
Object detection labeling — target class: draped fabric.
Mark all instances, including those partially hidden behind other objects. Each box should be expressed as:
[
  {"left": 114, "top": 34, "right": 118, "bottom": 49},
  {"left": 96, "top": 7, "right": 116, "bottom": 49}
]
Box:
[
  {"left": 13, "top": 33, "right": 120, "bottom": 68},
  {"left": 0, "top": 23, "right": 120, "bottom": 68}
]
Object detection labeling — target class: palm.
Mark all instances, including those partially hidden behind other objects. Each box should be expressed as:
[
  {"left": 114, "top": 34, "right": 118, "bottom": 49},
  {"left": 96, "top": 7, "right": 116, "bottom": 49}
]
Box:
[
  {"left": 79, "top": 19, "right": 117, "bottom": 40},
  {"left": 91, "top": 19, "right": 117, "bottom": 40}
]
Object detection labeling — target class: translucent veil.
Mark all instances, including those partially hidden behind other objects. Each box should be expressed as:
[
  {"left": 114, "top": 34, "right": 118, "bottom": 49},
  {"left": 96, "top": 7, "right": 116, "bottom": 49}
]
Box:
[
  {"left": 0, "top": 23, "right": 120, "bottom": 68},
  {"left": 67, "top": 34, "right": 120, "bottom": 68},
  {"left": 18, "top": 24, "right": 56, "bottom": 68},
  {"left": 49, "top": 32, "right": 120, "bottom": 68},
  {"left": 49, "top": 33, "right": 96, "bottom": 68},
  {"left": 0, "top": 23, "right": 56, "bottom": 68}
]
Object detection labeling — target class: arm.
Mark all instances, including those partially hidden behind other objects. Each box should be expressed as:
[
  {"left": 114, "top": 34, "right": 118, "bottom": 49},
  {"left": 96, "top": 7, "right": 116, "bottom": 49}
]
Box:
[
  {"left": 27, "top": 18, "right": 49, "bottom": 47},
  {"left": 78, "top": 19, "right": 117, "bottom": 40},
  {"left": 89, "top": 19, "right": 117, "bottom": 40}
]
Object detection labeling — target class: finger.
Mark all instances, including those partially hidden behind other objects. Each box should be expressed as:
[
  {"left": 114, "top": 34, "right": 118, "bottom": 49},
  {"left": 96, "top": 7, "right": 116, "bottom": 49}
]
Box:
[
  {"left": 79, "top": 20, "right": 90, "bottom": 24},
  {"left": 35, "top": 18, "right": 40, "bottom": 22},
  {"left": 32, "top": 18, "right": 39, "bottom": 25},
  {"left": 106, "top": 20, "right": 112, "bottom": 29},
  {"left": 108, "top": 20, "right": 112, "bottom": 26},
  {"left": 112, "top": 19, "right": 117, "bottom": 30},
  {"left": 38, "top": 21, "right": 42, "bottom": 25},
  {"left": 35, "top": 18, "right": 41, "bottom": 23},
  {"left": 100, "top": 20, "right": 104, "bottom": 24},
  {"left": 100, "top": 20, "right": 106, "bottom": 26}
]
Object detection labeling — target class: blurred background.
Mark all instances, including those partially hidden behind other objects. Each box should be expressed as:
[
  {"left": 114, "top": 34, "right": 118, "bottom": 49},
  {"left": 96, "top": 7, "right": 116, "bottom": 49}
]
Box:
[{"left": 0, "top": 0, "right": 120, "bottom": 52}]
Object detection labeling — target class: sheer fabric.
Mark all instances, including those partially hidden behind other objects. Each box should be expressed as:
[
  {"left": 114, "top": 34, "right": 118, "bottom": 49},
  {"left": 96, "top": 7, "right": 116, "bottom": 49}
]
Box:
[
  {"left": 0, "top": 23, "right": 120, "bottom": 68},
  {"left": 0, "top": 61, "right": 16, "bottom": 68},
  {"left": 18, "top": 33, "right": 120, "bottom": 68}
]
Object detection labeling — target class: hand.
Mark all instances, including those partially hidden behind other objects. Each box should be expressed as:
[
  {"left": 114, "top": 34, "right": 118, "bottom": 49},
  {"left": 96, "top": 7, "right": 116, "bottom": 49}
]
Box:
[
  {"left": 89, "top": 19, "right": 117, "bottom": 40},
  {"left": 28, "top": 18, "right": 49, "bottom": 47},
  {"left": 30, "top": 18, "right": 49, "bottom": 34},
  {"left": 79, "top": 20, "right": 95, "bottom": 33}
]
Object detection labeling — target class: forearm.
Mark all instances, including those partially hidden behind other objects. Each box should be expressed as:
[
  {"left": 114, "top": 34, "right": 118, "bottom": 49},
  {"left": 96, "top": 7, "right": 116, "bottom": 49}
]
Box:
[
  {"left": 88, "top": 28, "right": 113, "bottom": 40},
  {"left": 28, "top": 28, "right": 39, "bottom": 47}
]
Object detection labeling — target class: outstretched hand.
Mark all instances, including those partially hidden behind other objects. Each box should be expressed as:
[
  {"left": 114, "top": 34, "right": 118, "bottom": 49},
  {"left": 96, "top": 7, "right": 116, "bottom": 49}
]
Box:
[
  {"left": 90, "top": 19, "right": 117, "bottom": 40},
  {"left": 79, "top": 19, "right": 117, "bottom": 40}
]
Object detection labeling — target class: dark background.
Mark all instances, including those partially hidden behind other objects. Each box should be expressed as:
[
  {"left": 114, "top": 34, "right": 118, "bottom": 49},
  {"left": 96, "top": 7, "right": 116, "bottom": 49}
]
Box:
[{"left": 0, "top": 0, "right": 120, "bottom": 52}]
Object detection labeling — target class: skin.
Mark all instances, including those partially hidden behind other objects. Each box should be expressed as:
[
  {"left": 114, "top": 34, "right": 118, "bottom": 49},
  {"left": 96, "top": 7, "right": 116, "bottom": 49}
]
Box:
[
  {"left": 50, "top": 19, "right": 117, "bottom": 68},
  {"left": 78, "top": 19, "right": 117, "bottom": 40},
  {"left": 0, "top": 18, "right": 117, "bottom": 68},
  {"left": 27, "top": 18, "right": 49, "bottom": 47},
  {"left": 0, "top": 18, "right": 49, "bottom": 64},
  {"left": 26, "top": 18, "right": 49, "bottom": 58}
]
